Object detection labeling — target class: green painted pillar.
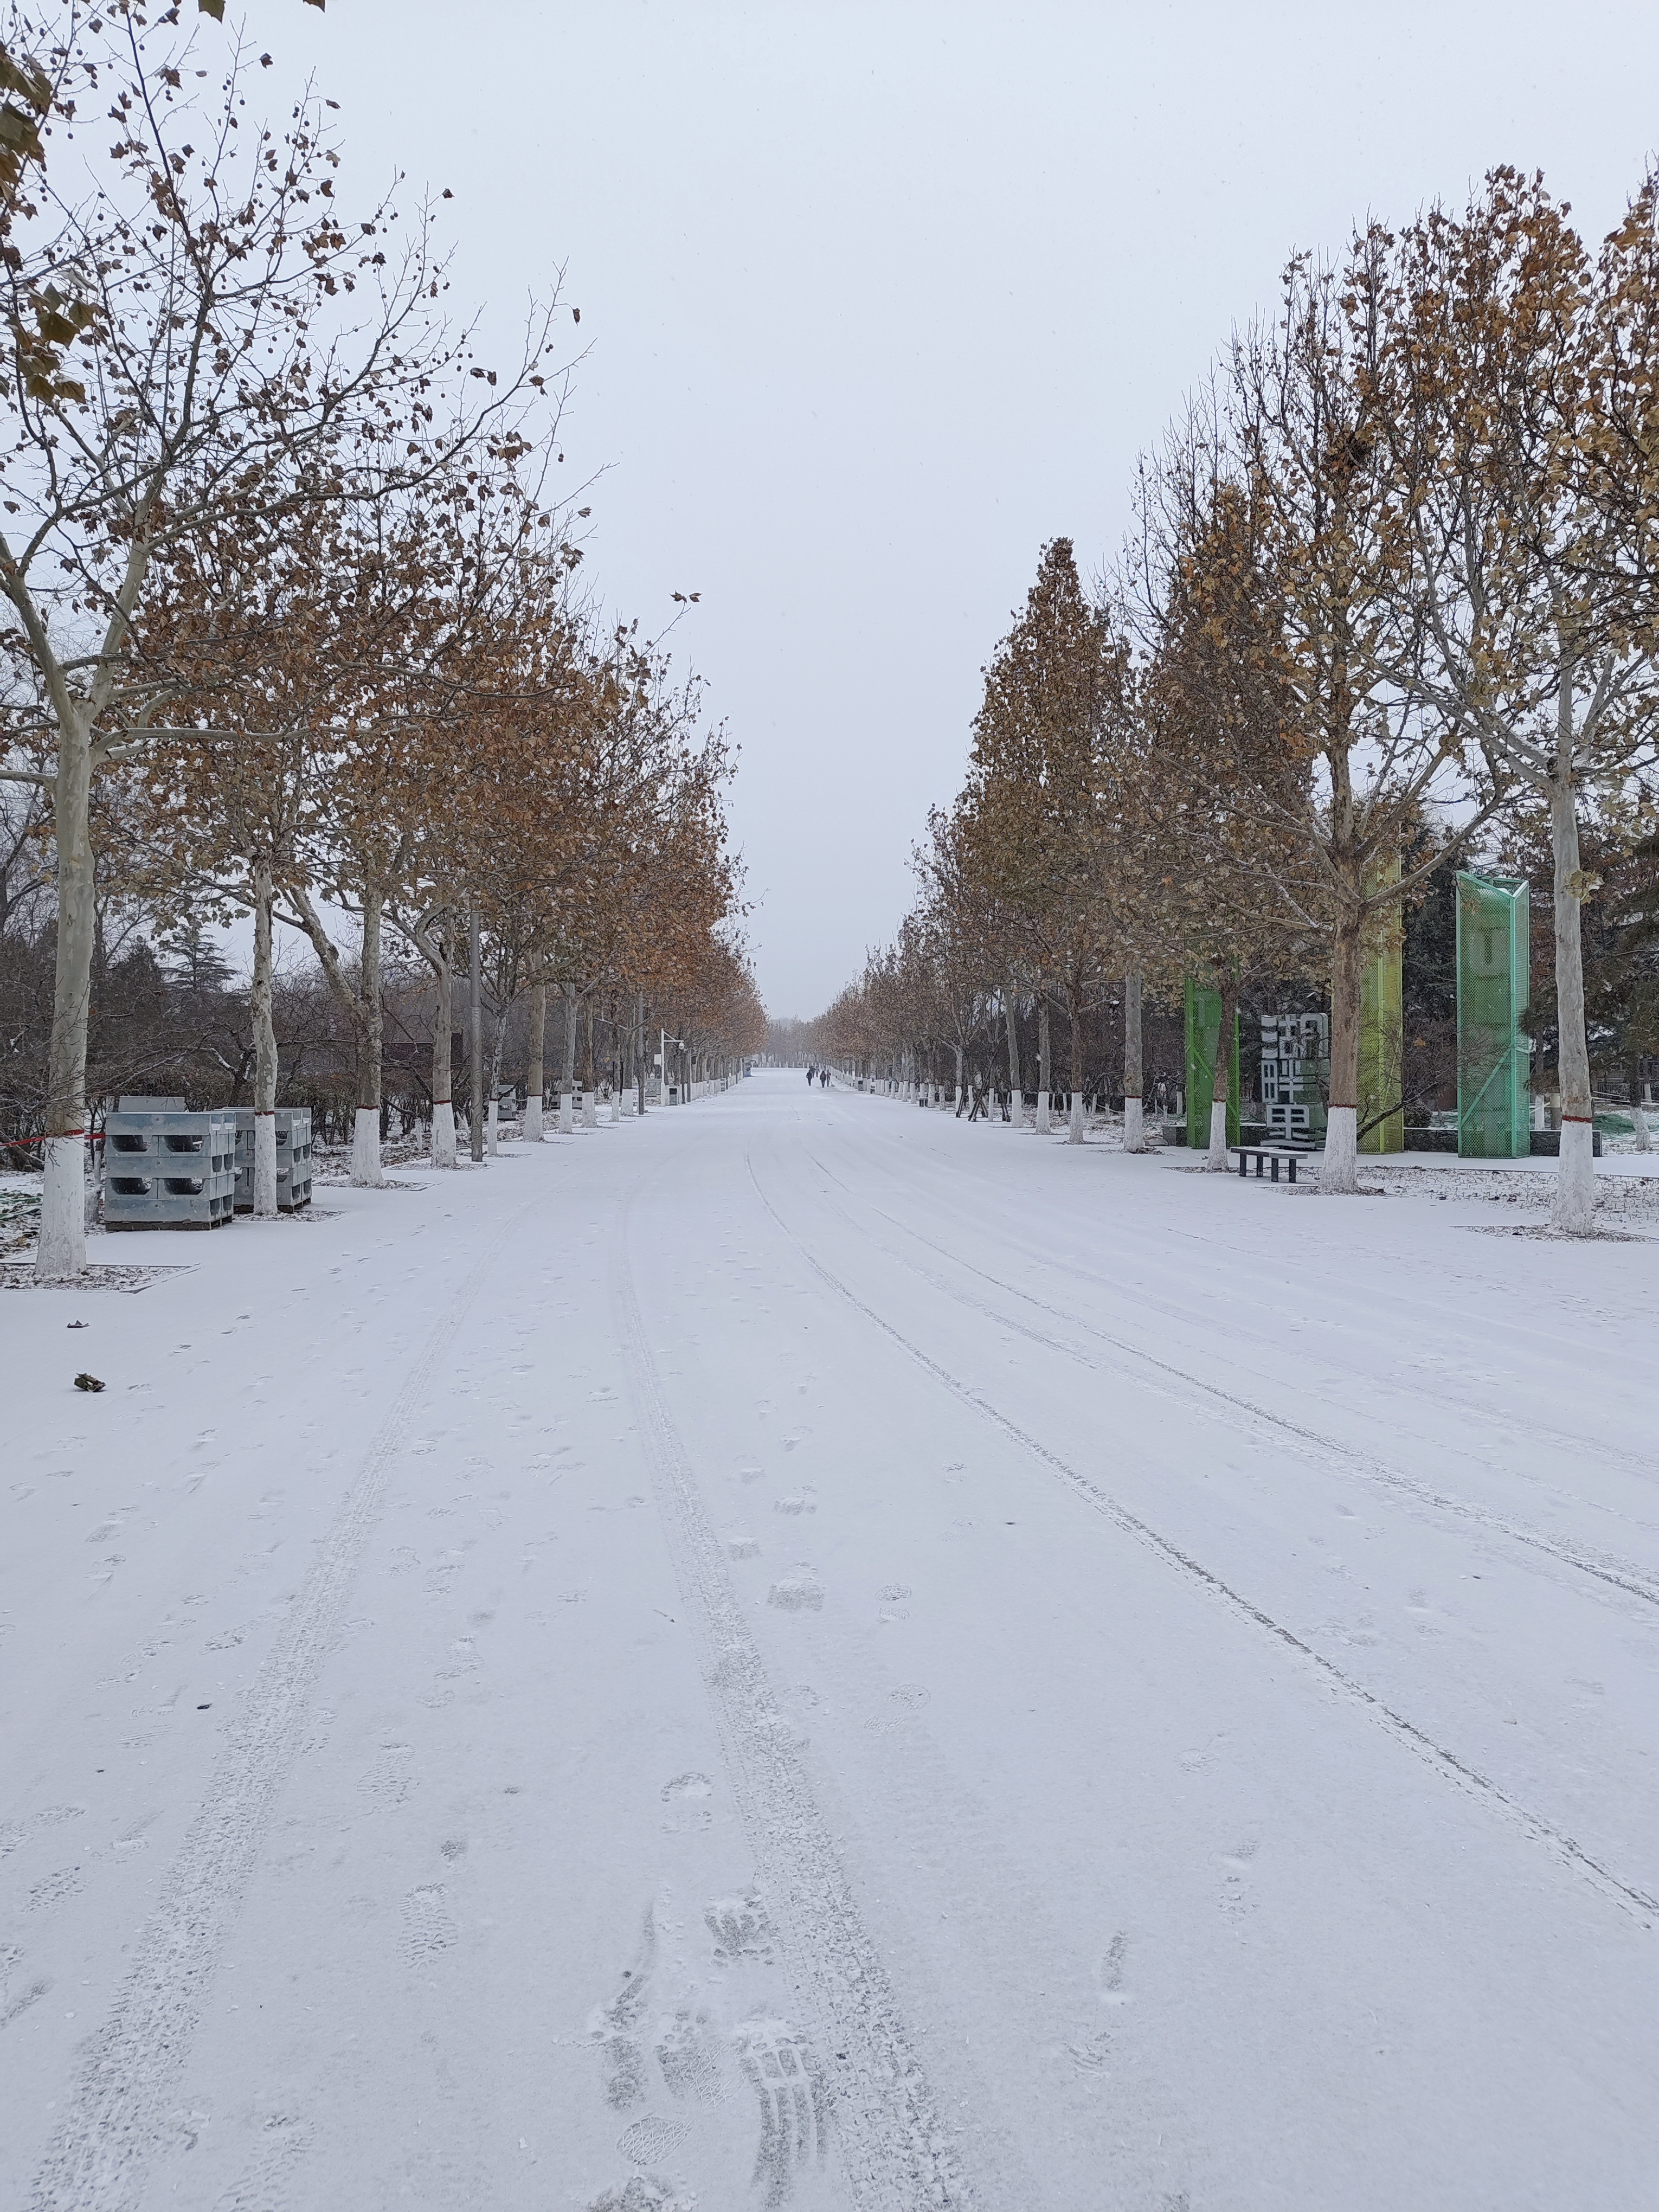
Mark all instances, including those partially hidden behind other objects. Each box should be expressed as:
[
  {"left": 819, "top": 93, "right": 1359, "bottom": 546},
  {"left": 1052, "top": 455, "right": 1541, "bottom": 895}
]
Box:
[
  {"left": 1184, "top": 978, "right": 1240, "bottom": 1147},
  {"left": 1457, "top": 872, "right": 1530, "bottom": 1158},
  {"left": 1359, "top": 856, "right": 1405, "bottom": 1155}
]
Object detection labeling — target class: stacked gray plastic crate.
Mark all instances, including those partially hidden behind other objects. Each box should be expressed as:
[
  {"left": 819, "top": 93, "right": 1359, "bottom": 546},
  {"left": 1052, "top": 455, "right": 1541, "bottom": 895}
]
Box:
[
  {"left": 233, "top": 1107, "right": 313, "bottom": 1211},
  {"left": 105, "top": 1096, "right": 236, "bottom": 1230}
]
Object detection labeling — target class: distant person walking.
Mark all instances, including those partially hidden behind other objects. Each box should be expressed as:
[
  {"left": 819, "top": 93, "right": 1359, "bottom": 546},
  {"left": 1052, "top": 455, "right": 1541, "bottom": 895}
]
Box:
[
  {"left": 819, "top": 1068, "right": 829, "bottom": 1088},
  {"left": 806, "top": 1066, "right": 816, "bottom": 1085}
]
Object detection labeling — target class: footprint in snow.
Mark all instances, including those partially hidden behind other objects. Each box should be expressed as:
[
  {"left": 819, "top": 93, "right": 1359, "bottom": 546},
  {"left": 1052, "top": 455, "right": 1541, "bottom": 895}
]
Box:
[
  {"left": 590, "top": 1907, "right": 657, "bottom": 2111},
  {"left": 655, "top": 2008, "right": 724, "bottom": 2102},
  {"left": 1099, "top": 1931, "right": 1131, "bottom": 2003},
  {"left": 361, "top": 1745, "right": 415, "bottom": 1808},
  {"left": 865, "top": 1684, "right": 930, "bottom": 1734},
  {"left": 400, "top": 1884, "right": 456, "bottom": 1969},
  {"left": 767, "top": 1570, "right": 824, "bottom": 1612},
  {"left": 705, "top": 1891, "right": 773, "bottom": 1966},
  {"left": 660, "top": 1774, "right": 713, "bottom": 1832},
  {"left": 734, "top": 2019, "right": 827, "bottom": 2205},
  {"left": 616, "top": 2115, "right": 689, "bottom": 2166},
  {"left": 1219, "top": 1841, "right": 1259, "bottom": 1922},
  {"left": 583, "top": 2174, "right": 693, "bottom": 2212},
  {"left": 28, "top": 1868, "right": 83, "bottom": 1912},
  {"left": 210, "top": 2112, "right": 313, "bottom": 2212}
]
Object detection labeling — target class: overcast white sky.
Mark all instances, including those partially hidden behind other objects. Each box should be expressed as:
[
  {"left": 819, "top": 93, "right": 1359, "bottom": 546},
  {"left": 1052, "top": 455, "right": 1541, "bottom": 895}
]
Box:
[{"left": 268, "top": 2, "right": 1659, "bottom": 1018}]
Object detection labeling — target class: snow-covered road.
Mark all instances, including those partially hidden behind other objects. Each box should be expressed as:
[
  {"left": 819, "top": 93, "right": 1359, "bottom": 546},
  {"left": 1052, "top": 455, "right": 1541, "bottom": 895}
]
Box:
[{"left": 6, "top": 1069, "right": 1658, "bottom": 2210}]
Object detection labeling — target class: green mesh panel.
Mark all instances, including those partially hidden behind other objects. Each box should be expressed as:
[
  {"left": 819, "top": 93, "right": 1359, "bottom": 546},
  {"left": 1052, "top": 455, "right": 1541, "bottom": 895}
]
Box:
[
  {"left": 1359, "top": 856, "right": 1404, "bottom": 1154},
  {"left": 1185, "top": 979, "right": 1240, "bottom": 1146},
  {"left": 1456, "top": 871, "right": 1530, "bottom": 1158}
]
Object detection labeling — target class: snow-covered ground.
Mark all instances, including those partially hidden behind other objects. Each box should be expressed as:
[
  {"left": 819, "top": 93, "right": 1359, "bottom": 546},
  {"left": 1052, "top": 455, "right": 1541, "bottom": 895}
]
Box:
[{"left": 4, "top": 1069, "right": 1657, "bottom": 2210}]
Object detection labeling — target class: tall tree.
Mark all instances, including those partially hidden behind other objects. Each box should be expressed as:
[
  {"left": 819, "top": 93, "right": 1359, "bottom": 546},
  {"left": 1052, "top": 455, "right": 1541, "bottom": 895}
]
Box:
[
  {"left": 1389, "top": 170, "right": 1659, "bottom": 1229},
  {"left": 0, "top": 12, "right": 490, "bottom": 1274},
  {"left": 963, "top": 539, "right": 1118, "bottom": 1143}
]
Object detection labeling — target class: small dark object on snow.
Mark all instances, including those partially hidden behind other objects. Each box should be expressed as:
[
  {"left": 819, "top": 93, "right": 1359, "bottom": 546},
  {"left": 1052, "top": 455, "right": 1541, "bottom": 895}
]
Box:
[
  {"left": 73, "top": 1372, "right": 104, "bottom": 1392},
  {"left": 197, "top": 1702, "right": 211, "bottom": 1710},
  {"left": 68, "top": 1319, "right": 88, "bottom": 1329}
]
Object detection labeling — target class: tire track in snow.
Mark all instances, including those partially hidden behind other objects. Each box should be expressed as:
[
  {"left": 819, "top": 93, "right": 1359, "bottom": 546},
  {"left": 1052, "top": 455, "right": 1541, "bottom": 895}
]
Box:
[
  {"left": 839, "top": 1122, "right": 1659, "bottom": 1491},
  {"left": 613, "top": 1252, "right": 975, "bottom": 2211},
  {"left": 753, "top": 1153, "right": 1659, "bottom": 1932},
  {"left": 28, "top": 1236, "right": 506, "bottom": 2212},
  {"left": 803, "top": 1153, "right": 1659, "bottom": 1615}
]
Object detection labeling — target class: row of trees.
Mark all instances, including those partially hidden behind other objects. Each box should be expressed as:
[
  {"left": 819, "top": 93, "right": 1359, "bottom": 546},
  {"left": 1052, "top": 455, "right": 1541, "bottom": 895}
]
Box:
[
  {"left": 809, "top": 168, "right": 1659, "bottom": 1231},
  {"left": 0, "top": 7, "right": 763, "bottom": 1281}
]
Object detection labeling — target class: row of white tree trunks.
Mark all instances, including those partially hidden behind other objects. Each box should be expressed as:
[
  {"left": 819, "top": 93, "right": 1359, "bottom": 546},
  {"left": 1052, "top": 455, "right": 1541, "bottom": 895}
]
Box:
[{"left": 36, "top": 1073, "right": 745, "bottom": 1278}]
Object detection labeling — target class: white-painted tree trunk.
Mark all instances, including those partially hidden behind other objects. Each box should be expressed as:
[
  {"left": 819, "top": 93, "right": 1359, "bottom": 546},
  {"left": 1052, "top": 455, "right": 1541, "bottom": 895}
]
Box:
[
  {"left": 349, "top": 885, "right": 386, "bottom": 1188},
  {"left": 36, "top": 702, "right": 95, "bottom": 1284},
  {"left": 581, "top": 994, "right": 600, "bottom": 1126},
  {"left": 524, "top": 976, "right": 546, "bottom": 1141},
  {"left": 250, "top": 864, "right": 279, "bottom": 1217},
  {"left": 1322, "top": 1105, "right": 1357, "bottom": 1192},
  {"left": 426, "top": 921, "right": 454, "bottom": 1166},
  {"left": 1548, "top": 767, "right": 1597, "bottom": 1234},
  {"left": 560, "top": 982, "right": 577, "bottom": 1133},
  {"left": 487, "top": 1097, "right": 499, "bottom": 1156},
  {"left": 1631, "top": 1099, "right": 1651, "bottom": 1152},
  {"left": 1207, "top": 1097, "right": 1230, "bottom": 1170},
  {"left": 1122, "top": 968, "right": 1147, "bottom": 1152},
  {"left": 1036, "top": 996, "right": 1051, "bottom": 1131},
  {"left": 352, "top": 1106, "right": 384, "bottom": 1187},
  {"left": 1556, "top": 1119, "right": 1596, "bottom": 1225},
  {"left": 1068, "top": 1094, "right": 1085, "bottom": 1144},
  {"left": 432, "top": 1101, "right": 457, "bottom": 1168},
  {"left": 1321, "top": 912, "right": 1364, "bottom": 1195},
  {"left": 252, "top": 1115, "right": 278, "bottom": 1215},
  {"left": 39, "top": 1135, "right": 87, "bottom": 1282}
]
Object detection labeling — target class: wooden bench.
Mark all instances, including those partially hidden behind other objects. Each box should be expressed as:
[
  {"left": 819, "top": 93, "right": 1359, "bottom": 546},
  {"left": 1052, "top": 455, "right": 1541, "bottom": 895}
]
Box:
[{"left": 1234, "top": 1146, "right": 1303, "bottom": 1185}]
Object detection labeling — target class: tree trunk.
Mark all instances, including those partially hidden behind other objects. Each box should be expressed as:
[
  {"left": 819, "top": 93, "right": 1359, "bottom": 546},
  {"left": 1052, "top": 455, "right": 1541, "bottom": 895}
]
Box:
[
  {"left": 1323, "top": 907, "right": 1363, "bottom": 1193},
  {"left": 1067, "top": 991, "right": 1085, "bottom": 1144},
  {"left": 583, "top": 994, "right": 599, "bottom": 1128},
  {"left": 430, "top": 929, "right": 456, "bottom": 1167},
  {"left": 351, "top": 883, "right": 385, "bottom": 1187},
  {"left": 636, "top": 992, "right": 646, "bottom": 1118},
  {"left": 468, "top": 910, "right": 485, "bottom": 1163},
  {"left": 485, "top": 992, "right": 506, "bottom": 1158},
  {"left": 954, "top": 1041, "right": 965, "bottom": 1115},
  {"left": 1206, "top": 966, "right": 1239, "bottom": 1171},
  {"left": 1549, "top": 767, "right": 1597, "bottom": 1232},
  {"left": 524, "top": 976, "right": 546, "bottom": 1141},
  {"left": 1122, "top": 967, "right": 1146, "bottom": 1153},
  {"left": 1036, "top": 995, "right": 1051, "bottom": 1132},
  {"left": 560, "top": 983, "right": 577, "bottom": 1133},
  {"left": 286, "top": 884, "right": 382, "bottom": 1178},
  {"left": 1004, "top": 985, "right": 1021, "bottom": 1111},
  {"left": 36, "top": 705, "right": 94, "bottom": 1282},
  {"left": 250, "top": 861, "right": 279, "bottom": 1216}
]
